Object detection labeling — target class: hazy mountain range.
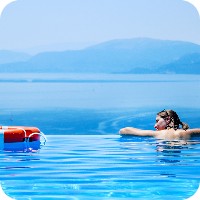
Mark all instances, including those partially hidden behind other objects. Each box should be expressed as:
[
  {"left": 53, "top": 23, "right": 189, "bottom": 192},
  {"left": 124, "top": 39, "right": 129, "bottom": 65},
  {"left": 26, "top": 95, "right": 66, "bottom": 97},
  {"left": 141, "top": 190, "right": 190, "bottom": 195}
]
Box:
[
  {"left": 0, "top": 38, "right": 200, "bottom": 74},
  {"left": 0, "top": 50, "right": 31, "bottom": 65}
]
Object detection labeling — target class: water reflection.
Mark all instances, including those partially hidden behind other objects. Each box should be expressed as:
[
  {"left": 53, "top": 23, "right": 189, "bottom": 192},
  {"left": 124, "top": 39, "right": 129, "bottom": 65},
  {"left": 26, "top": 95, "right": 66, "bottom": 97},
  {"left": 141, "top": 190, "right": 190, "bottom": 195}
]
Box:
[
  {"left": 119, "top": 135, "right": 200, "bottom": 165},
  {"left": 119, "top": 135, "right": 200, "bottom": 182},
  {"left": 2, "top": 141, "right": 42, "bottom": 153},
  {"left": 156, "top": 141, "right": 187, "bottom": 164},
  {"left": 156, "top": 139, "right": 200, "bottom": 162}
]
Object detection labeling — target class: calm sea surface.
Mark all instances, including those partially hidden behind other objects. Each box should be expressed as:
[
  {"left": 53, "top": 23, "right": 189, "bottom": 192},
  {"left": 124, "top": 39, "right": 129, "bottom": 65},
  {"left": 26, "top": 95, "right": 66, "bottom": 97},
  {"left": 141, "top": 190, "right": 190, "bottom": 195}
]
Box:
[
  {"left": 0, "top": 73, "right": 200, "bottom": 200},
  {"left": 0, "top": 73, "right": 200, "bottom": 134}
]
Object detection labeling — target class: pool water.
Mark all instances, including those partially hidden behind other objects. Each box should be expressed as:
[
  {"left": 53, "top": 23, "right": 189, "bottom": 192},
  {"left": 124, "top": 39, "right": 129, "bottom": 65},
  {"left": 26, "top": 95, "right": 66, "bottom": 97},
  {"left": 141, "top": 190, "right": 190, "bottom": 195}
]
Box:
[{"left": 1, "top": 135, "right": 200, "bottom": 200}]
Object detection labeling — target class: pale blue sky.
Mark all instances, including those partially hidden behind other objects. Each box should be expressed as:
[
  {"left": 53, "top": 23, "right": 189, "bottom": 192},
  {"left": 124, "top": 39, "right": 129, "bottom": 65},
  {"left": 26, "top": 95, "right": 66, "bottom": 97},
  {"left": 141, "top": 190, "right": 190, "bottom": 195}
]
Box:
[{"left": 0, "top": 0, "right": 200, "bottom": 54}]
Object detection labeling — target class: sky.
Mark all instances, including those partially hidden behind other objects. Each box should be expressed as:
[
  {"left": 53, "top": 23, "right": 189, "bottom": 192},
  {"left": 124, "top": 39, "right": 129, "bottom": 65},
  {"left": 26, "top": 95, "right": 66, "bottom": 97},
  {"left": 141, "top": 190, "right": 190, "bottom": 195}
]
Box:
[{"left": 0, "top": 0, "right": 200, "bottom": 54}]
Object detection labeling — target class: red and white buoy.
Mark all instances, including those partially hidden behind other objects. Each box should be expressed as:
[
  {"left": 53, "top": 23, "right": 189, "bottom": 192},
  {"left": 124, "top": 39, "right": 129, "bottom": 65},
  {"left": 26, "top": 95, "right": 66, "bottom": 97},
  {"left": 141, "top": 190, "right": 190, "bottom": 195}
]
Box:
[{"left": 0, "top": 126, "right": 41, "bottom": 143}]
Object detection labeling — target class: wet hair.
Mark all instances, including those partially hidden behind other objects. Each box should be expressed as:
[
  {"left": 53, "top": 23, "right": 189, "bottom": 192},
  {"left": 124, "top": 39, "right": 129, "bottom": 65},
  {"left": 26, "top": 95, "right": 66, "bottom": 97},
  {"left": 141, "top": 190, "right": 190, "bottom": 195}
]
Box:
[{"left": 157, "top": 109, "right": 189, "bottom": 130}]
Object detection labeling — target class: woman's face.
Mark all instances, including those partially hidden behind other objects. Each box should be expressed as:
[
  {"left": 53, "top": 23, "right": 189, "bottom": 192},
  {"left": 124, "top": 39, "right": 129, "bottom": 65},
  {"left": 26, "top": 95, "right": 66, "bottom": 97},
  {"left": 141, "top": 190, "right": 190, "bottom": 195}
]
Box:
[{"left": 154, "top": 115, "right": 167, "bottom": 131}]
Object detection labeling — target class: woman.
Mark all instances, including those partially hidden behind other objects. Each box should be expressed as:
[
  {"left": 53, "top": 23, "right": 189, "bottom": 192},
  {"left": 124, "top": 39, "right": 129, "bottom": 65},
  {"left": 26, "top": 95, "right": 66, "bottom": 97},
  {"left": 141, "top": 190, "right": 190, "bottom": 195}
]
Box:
[{"left": 119, "top": 109, "right": 200, "bottom": 140}]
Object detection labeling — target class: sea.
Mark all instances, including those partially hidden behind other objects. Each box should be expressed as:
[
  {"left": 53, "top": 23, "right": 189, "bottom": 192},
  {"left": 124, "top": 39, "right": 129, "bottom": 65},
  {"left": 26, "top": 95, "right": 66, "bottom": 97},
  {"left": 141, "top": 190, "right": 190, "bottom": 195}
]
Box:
[{"left": 0, "top": 73, "right": 200, "bottom": 135}]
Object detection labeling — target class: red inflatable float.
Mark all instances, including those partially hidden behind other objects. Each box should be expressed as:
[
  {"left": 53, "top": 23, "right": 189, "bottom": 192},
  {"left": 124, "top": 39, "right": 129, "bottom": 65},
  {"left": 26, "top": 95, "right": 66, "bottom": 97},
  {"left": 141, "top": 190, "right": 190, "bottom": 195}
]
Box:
[{"left": 0, "top": 126, "right": 41, "bottom": 143}]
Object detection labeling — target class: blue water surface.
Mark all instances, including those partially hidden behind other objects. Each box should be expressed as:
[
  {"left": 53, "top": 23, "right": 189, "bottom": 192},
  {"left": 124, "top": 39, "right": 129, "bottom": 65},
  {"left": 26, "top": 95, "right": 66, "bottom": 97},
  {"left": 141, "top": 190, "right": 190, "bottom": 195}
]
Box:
[
  {"left": 0, "top": 73, "right": 200, "bottom": 199},
  {"left": 1, "top": 135, "right": 200, "bottom": 200}
]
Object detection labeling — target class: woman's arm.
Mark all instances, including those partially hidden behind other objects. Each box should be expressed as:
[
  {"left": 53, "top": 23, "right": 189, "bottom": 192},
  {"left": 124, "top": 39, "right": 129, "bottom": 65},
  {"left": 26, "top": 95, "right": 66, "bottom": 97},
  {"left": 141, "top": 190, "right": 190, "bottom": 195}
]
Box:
[
  {"left": 179, "top": 128, "right": 200, "bottom": 138},
  {"left": 119, "top": 127, "right": 157, "bottom": 137}
]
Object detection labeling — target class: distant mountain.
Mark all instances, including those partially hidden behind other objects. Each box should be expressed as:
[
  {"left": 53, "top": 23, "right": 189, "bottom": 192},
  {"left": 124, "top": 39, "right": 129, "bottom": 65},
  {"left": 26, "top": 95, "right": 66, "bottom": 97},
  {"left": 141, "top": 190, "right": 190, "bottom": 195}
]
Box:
[
  {"left": 0, "top": 38, "right": 200, "bottom": 73},
  {"left": 0, "top": 50, "right": 31, "bottom": 65},
  {"left": 157, "top": 53, "right": 200, "bottom": 74}
]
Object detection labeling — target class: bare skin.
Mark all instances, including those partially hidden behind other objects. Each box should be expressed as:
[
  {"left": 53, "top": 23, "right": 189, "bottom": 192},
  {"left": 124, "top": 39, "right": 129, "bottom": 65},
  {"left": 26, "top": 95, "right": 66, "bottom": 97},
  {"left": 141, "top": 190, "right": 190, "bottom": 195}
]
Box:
[{"left": 119, "top": 115, "right": 200, "bottom": 140}]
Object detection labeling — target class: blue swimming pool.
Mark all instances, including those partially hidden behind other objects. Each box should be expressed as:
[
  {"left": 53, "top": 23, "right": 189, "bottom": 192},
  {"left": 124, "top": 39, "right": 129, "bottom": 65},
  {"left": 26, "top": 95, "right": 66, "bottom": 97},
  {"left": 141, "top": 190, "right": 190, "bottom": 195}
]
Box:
[{"left": 1, "top": 135, "right": 200, "bottom": 200}]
